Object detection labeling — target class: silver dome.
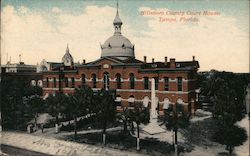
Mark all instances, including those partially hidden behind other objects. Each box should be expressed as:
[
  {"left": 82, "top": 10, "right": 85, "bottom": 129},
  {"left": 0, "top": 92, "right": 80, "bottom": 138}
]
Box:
[
  {"left": 101, "top": 34, "right": 134, "bottom": 58},
  {"left": 100, "top": 3, "right": 135, "bottom": 59}
]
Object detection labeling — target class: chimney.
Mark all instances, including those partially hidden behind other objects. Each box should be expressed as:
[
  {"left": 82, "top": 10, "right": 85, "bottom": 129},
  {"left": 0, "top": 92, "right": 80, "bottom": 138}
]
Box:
[
  {"left": 82, "top": 59, "right": 86, "bottom": 64},
  {"left": 164, "top": 57, "right": 168, "bottom": 65},
  {"left": 144, "top": 56, "right": 147, "bottom": 63},
  {"left": 170, "top": 58, "right": 176, "bottom": 68},
  {"left": 152, "top": 58, "right": 154, "bottom": 63},
  {"left": 192, "top": 56, "right": 195, "bottom": 61}
]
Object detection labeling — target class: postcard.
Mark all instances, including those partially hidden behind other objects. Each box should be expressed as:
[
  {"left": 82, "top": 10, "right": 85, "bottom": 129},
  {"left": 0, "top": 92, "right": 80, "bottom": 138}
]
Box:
[{"left": 1, "top": 0, "right": 249, "bottom": 155}]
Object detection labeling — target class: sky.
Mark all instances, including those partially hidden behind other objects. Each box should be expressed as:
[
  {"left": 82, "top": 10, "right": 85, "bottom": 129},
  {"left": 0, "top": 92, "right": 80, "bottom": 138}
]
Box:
[{"left": 1, "top": 0, "right": 249, "bottom": 72}]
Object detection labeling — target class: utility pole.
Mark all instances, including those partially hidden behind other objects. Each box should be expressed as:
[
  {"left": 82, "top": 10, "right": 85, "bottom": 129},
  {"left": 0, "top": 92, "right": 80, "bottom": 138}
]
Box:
[{"left": 19, "top": 54, "right": 22, "bottom": 63}]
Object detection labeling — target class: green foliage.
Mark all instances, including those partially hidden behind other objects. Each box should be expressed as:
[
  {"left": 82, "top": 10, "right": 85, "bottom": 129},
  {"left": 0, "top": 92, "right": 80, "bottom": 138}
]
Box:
[
  {"left": 116, "top": 107, "right": 130, "bottom": 133},
  {"left": 45, "top": 93, "right": 68, "bottom": 121},
  {"left": 128, "top": 102, "right": 149, "bottom": 125},
  {"left": 200, "top": 71, "right": 249, "bottom": 153},
  {"left": 1, "top": 76, "right": 43, "bottom": 130},
  {"left": 95, "top": 89, "right": 116, "bottom": 125},
  {"left": 164, "top": 103, "right": 190, "bottom": 130},
  {"left": 213, "top": 125, "right": 247, "bottom": 147},
  {"left": 23, "top": 95, "right": 44, "bottom": 119},
  {"left": 201, "top": 71, "right": 249, "bottom": 119}
]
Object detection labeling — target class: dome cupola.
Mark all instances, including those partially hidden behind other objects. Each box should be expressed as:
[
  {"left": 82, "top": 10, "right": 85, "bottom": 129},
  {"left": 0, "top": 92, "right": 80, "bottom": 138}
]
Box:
[
  {"left": 100, "top": 1, "right": 135, "bottom": 59},
  {"left": 62, "top": 44, "right": 74, "bottom": 66}
]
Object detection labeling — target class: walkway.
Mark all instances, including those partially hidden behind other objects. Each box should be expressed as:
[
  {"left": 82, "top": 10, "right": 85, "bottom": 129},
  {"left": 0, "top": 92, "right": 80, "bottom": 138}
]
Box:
[{"left": 1, "top": 131, "right": 143, "bottom": 156}]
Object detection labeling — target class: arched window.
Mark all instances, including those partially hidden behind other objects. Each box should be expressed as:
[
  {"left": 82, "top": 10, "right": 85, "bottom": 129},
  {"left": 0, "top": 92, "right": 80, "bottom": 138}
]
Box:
[
  {"left": 116, "top": 73, "right": 122, "bottom": 89},
  {"left": 144, "top": 77, "right": 149, "bottom": 89},
  {"left": 176, "top": 98, "right": 184, "bottom": 113},
  {"left": 129, "top": 73, "right": 135, "bottom": 89},
  {"left": 31, "top": 80, "right": 36, "bottom": 86},
  {"left": 128, "top": 95, "right": 135, "bottom": 107},
  {"left": 163, "top": 98, "right": 170, "bottom": 109},
  {"left": 92, "top": 74, "right": 97, "bottom": 88},
  {"left": 38, "top": 80, "right": 43, "bottom": 87},
  {"left": 103, "top": 72, "right": 109, "bottom": 90},
  {"left": 81, "top": 74, "right": 86, "bottom": 86}
]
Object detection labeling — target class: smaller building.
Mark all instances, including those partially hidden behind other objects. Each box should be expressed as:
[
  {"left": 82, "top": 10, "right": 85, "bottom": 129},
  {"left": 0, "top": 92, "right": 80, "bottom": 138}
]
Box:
[
  {"left": 1, "top": 61, "right": 37, "bottom": 73},
  {"left": 0, "top": 61, "right": 42, "bottom": 87}
]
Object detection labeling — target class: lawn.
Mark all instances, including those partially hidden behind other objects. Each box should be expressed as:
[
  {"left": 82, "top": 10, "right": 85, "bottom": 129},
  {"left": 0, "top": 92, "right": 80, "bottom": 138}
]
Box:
[{"left": 63, "top": 130, "right": 188, "bottom": 156}]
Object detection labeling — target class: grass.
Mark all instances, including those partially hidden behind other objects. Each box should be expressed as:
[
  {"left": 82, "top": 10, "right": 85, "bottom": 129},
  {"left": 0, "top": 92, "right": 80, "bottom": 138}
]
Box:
[
  {"left": 63, "top": 130, "right": 183, "bottom": 156},
  {"left": 180, "top": 117, "right": 219, "bottom": 146}
]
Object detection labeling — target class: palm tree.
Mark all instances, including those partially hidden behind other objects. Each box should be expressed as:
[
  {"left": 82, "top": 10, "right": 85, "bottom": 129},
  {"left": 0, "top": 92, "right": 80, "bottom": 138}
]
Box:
[
  {"left": 45, "top": 93, "right": 67, "bottom": 133},
  {"left": 128, "top": 101, "right": 149, "bottom": 150},
  {"left": 95, "top": 89, "right": 116, "bottom": 145},
  {"left": 65, "top": 87, "right": 93, "bottom": 140},
  {"left": 116, "top": 107, "right": 130, "bottom": 134},
  {"left": 164, "top": 103, "right": 189, "bottom": 155}
]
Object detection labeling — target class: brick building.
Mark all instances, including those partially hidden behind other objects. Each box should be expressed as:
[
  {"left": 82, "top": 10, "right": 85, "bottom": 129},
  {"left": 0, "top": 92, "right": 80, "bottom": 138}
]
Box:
[
  {"left": 0, "top": 62, "right": 42, "bottom": 87},
  {"left": 42, "top": 6, "right": 199, "bottom": 114}
]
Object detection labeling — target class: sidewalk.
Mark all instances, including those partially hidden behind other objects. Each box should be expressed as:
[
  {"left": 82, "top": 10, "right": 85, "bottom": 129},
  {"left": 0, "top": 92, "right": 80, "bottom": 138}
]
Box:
[{"left": 1, "top": 131, "right": 144, "bottom": 156}]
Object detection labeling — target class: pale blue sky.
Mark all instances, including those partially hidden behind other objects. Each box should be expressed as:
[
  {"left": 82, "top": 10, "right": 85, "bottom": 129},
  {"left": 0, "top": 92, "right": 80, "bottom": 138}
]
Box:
[{"left": 2, "top": 0, "right": 249, "bottom": 34}]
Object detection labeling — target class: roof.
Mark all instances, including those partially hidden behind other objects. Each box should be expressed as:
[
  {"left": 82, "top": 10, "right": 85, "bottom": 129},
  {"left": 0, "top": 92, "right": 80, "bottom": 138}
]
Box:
[
  {"left": 141, "top": 61, "right": 199, "bottom": 69},
  {"left": 76, "top": 56, "right": 143, "bottom": 68}
]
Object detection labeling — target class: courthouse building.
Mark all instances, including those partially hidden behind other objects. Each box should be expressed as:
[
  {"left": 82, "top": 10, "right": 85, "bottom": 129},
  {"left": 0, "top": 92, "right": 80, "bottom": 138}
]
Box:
[{"left": 42, "top": 6, "right": 199, "bottom": 114}]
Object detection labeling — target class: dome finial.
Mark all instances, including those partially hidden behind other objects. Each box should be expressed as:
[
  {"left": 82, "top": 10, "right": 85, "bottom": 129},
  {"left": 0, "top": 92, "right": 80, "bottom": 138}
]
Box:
[
  {"left": 113, "top": 0, "right": 122, "bottom": 34},
  {"left": 116, "top": 0, "right": 119, "bottom": 15},
  {"left": 66, "top": 43, "right": 69, "bottom": 53}
]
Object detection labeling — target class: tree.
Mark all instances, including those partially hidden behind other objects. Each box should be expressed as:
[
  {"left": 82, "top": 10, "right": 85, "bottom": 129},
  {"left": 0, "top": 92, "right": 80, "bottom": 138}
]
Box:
[
  {"left": 45, "top": 93, "right": 68, "bottom": 133},
  {"left": 95, "top": 89, "right": 116, "bottom": 145},
  {"left": 128, "top": 101, "right": 149, "bottom": 150},
  {"left": 200, "top": 71, "right": 249, "bottom": 154},
  {"left": 213, "top": 125, "right": 247, "bottom": 154},
  {"left": 1, "top": 76, "right": 42, "bottom": 130},
  {"left": 116, "top": 107, "right": 130, "bottom": 134},
  {"left": 212, "top": 85, "right": 247, "bottom": 154},
  {"left": 164, "top": 103, "right": 189, "bottom": 155},
  {"left": 24, "top": 95, "right": 44, "bottom": 131},
  {"left": 65, "top": 87, "right": 93, "bottom": 140}
]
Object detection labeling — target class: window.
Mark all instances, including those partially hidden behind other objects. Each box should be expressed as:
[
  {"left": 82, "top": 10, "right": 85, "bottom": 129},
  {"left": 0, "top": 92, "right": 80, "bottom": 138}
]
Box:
[
  {"left": 129, "top": 73, "right": 135, "bottom": 89},
  {"left": 65, "top": 77, "right": 68, "bottom": 87},
  {"left": 144, "top": 77, "right": 149, "bottom": 89},
  {"left": 128, "top": 95, "right": 135, "bottom": 107},
  {"left": 81, "top": 74, "right": 85, "bottom": 86},
  {"left": 177, "top": 77, "right": 183, "bottom": 91},
  {"left": 116, "top": 73, "right": 121, "bottom": 89},
  {"left": 53, "top": 77, "right": 56, "bottom": 88},
  {"left": 164, "top": 77, "right": 169, "bottom": 91},
  {"left": 154, "top": 77, "right": 159, "bottom": 90},
  {"left": 92, "top": 74, "right": 97, "bottom": 88},
  {"left": 103, "top": 72, "right": 109, "bottom": 89},
  {"left": 46, "top": 77, "right": 49, "bottom": 87},
  {"left": 31, "top": 80, "right": 36, "bottom": 86},
  {"left": 71, "top": 77, "right": 75, "bottom": 88}
]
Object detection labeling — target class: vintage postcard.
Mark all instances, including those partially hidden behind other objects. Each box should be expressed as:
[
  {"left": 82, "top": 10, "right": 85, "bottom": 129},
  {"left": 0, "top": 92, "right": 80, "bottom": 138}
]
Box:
[{"left": 1, "top": 0, "right": 249, "bottom": 155}]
